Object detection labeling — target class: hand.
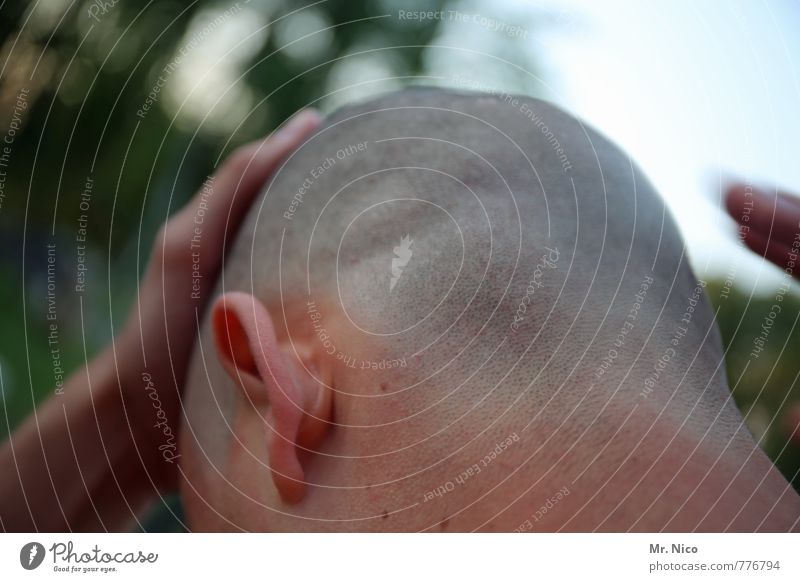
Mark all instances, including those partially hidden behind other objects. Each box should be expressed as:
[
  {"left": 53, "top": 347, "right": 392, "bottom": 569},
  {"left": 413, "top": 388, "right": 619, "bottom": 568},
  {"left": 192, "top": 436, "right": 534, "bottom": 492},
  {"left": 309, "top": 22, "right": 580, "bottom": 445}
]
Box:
[
  {"left": 726, "top": 184, "right": 800, "bottom": 458},
  {"left": 725, "top": 184, "right": 800, "bottom": 276},
  {"left": 117, "top": 110, "right": 322, "bottom": 488}
]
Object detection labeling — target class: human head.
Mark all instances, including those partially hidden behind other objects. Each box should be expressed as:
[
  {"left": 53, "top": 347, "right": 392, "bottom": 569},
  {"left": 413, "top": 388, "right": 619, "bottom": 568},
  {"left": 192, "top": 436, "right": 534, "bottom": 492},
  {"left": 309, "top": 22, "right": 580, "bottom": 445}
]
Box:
[{"left": 179, "top": 88, "right": 799, "bottom": 531}]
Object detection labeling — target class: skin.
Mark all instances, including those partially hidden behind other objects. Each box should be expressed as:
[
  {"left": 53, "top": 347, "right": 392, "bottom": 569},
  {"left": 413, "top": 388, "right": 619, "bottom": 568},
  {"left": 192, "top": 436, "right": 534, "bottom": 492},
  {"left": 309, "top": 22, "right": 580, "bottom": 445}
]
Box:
[
  {"left": 179, "top": 89, "right": 800, "bottom": 532},
  {"left": 726, "top": 185, "right": 800, "bottom": 273},
  {"left": 0, "top": 110, "right": 322, "bottom": 531},
  {"left": 726, "top": 184, "right": 800, "bottom": 448},
  {"left": 2, "top": 91, "right": 798, "bottom": 533}
]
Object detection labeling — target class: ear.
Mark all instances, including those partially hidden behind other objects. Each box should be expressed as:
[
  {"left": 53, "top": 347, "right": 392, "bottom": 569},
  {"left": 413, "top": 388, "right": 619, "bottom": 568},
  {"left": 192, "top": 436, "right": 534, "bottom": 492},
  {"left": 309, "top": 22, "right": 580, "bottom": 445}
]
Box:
[{"left": 211, "top": 291, "right": 332, "bottom": 504}]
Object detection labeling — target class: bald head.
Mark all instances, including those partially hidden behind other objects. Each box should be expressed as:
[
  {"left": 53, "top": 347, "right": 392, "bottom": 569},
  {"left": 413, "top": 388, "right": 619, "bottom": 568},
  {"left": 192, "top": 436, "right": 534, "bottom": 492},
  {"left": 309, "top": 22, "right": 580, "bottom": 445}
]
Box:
[{"left": 180, "top": 88, "right": 799, "bottom": 531}]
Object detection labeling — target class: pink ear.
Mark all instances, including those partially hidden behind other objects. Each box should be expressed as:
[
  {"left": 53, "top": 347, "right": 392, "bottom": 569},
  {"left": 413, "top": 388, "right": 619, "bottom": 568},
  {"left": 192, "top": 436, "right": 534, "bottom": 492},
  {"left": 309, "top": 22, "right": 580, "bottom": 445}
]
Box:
[{"left": 212, "top": 292, "right": 306, "bottom": 503}]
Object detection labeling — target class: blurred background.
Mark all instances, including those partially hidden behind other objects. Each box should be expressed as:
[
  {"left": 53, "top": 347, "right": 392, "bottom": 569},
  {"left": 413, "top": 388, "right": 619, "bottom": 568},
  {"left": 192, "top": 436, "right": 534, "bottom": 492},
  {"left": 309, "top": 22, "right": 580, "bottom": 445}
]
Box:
[{"left": 0, "top": 0, "right": 799, "bottom": 530}]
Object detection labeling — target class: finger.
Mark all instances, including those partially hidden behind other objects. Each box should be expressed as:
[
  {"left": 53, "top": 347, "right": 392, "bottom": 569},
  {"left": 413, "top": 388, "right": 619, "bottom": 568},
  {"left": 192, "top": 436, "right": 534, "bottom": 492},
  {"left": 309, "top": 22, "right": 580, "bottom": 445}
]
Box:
[
  {"left": 726, "top": 184, "right": 800, "bottom": 246},
  {"left": 741, "top": 227, "right": 800, "bottom": 277},
  {"left": 173, "top": 109, "right": 322, "bottom": 237},
  {"left": 214, "top": 108, "right": 323, "bottom": 224}
]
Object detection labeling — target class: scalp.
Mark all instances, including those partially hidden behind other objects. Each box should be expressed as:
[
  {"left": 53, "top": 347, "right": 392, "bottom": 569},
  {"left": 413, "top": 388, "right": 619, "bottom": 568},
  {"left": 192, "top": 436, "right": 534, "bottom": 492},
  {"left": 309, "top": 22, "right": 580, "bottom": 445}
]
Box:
[
  {"left": 185, "top": 85, "right": 727, "bottom": 458},
  {"left": 182, "top": 88, "right": 737, "bottom": 529},
  {"left": 233, "top": 87, "right": 722, "bottom": 397}
]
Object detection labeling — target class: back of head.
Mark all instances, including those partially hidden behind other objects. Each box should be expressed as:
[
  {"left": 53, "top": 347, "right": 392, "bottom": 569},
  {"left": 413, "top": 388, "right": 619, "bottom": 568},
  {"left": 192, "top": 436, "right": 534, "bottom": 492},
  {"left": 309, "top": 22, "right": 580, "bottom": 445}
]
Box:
[{"left": 180, "top": 88, "right": 794, "bottom": 532}]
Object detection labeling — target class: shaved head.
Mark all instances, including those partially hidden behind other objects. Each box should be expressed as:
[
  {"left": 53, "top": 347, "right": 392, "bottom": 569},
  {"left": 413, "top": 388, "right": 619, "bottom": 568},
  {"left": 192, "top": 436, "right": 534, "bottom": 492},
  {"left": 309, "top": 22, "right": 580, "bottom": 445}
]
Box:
[{"left": 180, "top": 88, "right": 799, "bottom": 531}]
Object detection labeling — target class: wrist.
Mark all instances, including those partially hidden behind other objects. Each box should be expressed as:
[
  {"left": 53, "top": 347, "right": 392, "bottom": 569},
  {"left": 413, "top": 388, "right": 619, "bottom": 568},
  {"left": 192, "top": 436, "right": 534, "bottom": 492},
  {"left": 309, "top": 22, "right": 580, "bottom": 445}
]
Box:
[{"left": 103, "top": 330, "right": 181, "bottom": 492}]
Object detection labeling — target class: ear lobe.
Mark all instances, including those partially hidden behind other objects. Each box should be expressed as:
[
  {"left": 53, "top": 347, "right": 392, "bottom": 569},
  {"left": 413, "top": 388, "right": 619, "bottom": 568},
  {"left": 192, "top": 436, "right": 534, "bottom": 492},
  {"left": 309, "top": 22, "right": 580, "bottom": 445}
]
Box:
[{"left": 211, "top": 292, "right": 329, "bottom": 504}]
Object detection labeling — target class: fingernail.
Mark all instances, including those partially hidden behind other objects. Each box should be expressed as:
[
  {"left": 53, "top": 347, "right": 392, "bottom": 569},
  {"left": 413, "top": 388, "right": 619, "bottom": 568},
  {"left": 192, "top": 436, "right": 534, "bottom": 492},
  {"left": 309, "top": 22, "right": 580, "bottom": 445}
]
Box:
[{"left": 274, "top": 109, "right": 322, "bottom": 141}]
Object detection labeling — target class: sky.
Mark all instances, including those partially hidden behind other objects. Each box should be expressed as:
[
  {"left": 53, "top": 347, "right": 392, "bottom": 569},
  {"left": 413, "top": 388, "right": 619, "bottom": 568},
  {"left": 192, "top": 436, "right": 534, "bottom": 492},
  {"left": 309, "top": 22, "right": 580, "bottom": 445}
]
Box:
[{"left": 521, "top": 0, "right": 800, "bottom": 294}]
